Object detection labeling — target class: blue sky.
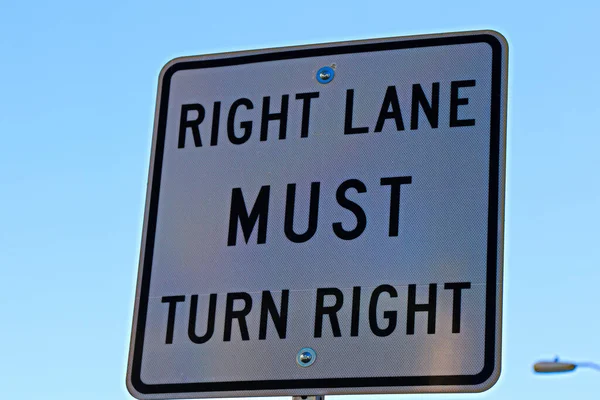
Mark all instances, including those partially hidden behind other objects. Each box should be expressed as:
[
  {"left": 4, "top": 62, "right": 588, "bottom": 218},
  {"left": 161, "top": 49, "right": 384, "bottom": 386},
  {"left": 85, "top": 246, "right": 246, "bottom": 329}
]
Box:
[{"left": 1, "top": 1, "right": 599, "bottom": 399}]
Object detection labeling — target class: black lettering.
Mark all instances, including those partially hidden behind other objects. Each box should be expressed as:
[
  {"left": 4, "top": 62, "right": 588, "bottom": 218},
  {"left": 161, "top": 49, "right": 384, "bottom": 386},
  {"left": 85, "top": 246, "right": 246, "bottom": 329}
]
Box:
[
  {"left": 314, "top": 288, "right": 343, "bottom": 338},
  {"left": 380, "top": 176, "right": 412, "bottom": 237},
  {"left": 178, "top": 104, "right": 205, "bottom": 148},
  {"left": 374, "top": 86, "right": 404, "bottom": 132},
  {"left": 411, "top": 83, "right": 439, "bottom": 129},
  {"left": 450, "top": 80, "right": 476, "bottom": 127},
  {"left": 369, "top": 284, "right": 398, "bottom": 337},
  {"left": 284, "top": 182, "right": 320, "bottom": 243},
  {"left": 350, "top": 286, "right": 361, "bottom": 337},
  {"left": 188, "top": 294, "right": 217, "bottom": 344},
  {"left": 344, "top": 89, "right": 369, "bottom": 134},
  {"left": 223, "top": 292, "right": 252, "bottom": 341},
  {"left": 295, "top": 92, "right": 320, "bottom": 138},
  {"left": 444, "top": 282, "right": 471, "bottom": 333},
  {"left": 260, "top": 95, "right": 289, "bottom": 141},
  {"left": 259, "top": 290, "right": 289, "bottom": 339},
  {"left": 332, "top": 179, "right": 367, "bottom": 240},
  {"left": 210, "top": 101, "right": 221, "bottom": 146},
  {"left": 227, "top": 98, "right": 254, "bottom": 144},
  {"left": 407, "top": 284, "right": 437, "bottom": 334},
  {"left": 161, "top": 295, "right": 185, "bottom": 344},
  {"left": 227, "top": 186, "right": 270, "bottom": 246}
]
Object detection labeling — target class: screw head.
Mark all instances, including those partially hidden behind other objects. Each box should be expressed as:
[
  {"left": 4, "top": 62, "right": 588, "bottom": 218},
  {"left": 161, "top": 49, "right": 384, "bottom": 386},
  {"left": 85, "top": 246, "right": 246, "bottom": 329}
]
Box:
[
  {"left": 316, "top": 66, "right": 335, "bottom": 84},
  {"left": 319, "top": 71, "right": 331, "bottom": 80},
  {"left": 299, "top": 352, "right": 312, "bottom": 363},
  {"left": 296, "top": 347, "right": 316, "bottom": 367}
]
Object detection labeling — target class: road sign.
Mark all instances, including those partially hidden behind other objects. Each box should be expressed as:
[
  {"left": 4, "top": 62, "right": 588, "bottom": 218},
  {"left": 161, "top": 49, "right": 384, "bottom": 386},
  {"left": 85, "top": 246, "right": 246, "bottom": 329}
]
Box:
[{"left": 127, "top": 30, "right": 508, "bottom": 399}]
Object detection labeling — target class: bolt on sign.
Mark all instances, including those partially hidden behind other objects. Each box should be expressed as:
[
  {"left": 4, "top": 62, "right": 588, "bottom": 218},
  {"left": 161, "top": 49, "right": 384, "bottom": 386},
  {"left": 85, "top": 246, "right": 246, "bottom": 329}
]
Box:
[{"left": 127, "top": 30, "right": 508, "bottom": 399}]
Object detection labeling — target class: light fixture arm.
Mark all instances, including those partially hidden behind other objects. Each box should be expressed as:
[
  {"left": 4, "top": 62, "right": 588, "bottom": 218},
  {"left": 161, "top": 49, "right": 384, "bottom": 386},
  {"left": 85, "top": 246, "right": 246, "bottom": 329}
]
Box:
[
  {"left": 576, "top": 362, "right": 600, "bottom": 371},
  {"left": 534, "top": 357, "right": 600, "bottom": 374}
]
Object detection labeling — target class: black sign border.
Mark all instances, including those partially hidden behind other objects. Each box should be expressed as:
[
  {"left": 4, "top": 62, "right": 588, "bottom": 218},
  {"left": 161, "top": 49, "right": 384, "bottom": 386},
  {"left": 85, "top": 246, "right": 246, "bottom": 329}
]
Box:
[{"left": 130, "top": 32, "right": 504, "bottom": 396}]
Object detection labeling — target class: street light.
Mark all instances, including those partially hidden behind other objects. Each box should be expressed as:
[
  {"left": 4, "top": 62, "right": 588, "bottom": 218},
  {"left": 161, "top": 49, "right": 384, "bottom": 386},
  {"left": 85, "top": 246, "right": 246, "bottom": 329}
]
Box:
[{"left": 533, "top": 357, "right": 600, "bottom": 374}]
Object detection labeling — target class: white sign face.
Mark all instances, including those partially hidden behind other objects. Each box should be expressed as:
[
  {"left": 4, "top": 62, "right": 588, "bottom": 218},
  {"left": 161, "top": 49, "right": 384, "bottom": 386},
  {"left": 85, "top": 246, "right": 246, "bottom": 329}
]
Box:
[{"left": 127, "top": 31, "right": 507, "bottom": 399}]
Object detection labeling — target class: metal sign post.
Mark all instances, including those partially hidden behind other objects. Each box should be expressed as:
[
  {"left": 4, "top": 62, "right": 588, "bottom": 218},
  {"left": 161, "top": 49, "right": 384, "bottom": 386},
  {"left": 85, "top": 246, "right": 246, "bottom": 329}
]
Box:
[
  {"left": 127, "top": 30, "right": 508, "bottom": 399},
  {"left": 293, "top": 396, "right": 325, "bottom": 400}
]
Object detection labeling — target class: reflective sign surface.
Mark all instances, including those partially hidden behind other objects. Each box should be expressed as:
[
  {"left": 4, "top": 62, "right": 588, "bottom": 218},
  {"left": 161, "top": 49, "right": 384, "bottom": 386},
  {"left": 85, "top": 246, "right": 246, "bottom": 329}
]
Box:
[{"left": 127, "top": 30, "right": 507, "bottom": 399}]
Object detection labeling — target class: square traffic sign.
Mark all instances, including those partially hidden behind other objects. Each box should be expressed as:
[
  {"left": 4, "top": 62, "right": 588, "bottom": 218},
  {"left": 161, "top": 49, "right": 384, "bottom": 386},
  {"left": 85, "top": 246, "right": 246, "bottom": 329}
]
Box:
[{"left": 127, "top": 30, "right": 508, "bottom": 399}]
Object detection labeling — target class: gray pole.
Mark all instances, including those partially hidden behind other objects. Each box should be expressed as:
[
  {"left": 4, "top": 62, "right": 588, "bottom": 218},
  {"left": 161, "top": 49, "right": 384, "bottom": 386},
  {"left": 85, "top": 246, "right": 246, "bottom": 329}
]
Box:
[{"left": 293, "top": 396, "right": 325, "bottom": 400}]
